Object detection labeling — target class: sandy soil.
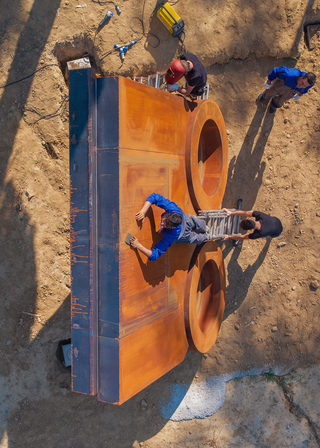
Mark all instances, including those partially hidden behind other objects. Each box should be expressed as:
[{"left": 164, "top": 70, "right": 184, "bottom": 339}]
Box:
[{"left": 1, "top": 0, "right": 320, "bottom": 446}]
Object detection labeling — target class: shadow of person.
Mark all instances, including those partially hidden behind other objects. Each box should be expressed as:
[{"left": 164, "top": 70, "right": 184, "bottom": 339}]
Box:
[
  {"left": 5, "top": 291, "right": 202, "bottom": 448},
  {"left": 131, "top": 209, "right": 205, "bottom": 287},
  {"left": 131, "top": 207, "right": 167, "bottom": 286},
  {"left": 222, "top": 238, "right": 272, "bottom": 320},
  {"left": 223, "top": 104, "right": 275, "bottom": 209}
]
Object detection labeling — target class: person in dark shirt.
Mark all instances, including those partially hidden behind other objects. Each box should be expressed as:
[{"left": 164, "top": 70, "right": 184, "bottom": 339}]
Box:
[
  {"left": 167, "top": 53, "right": 207, "bottom": 97},
  {"left": 257, "top": 66, "right": 316, "bottom": 114},
  {"left": 222, "top": 209, "right": 283, "bottom": 241}
]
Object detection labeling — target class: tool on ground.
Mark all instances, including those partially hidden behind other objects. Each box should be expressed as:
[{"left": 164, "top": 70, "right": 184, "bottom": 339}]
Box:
[
  {"left": 156, "top": 2, "right": 185, "bottom": 50},
  {"left": 98, "top": 10, "right": 113, "bottom": 29},
  {"left": 114, "top": 40, "right": 137, "bottom": 61},
  {"left": 198, "top": 208, "right": 242, "bottom": 240},
  {"left": 115, "top": 4, "right": 121, "bottom": 14},
  {"left": 157, "top": 2, "right": 184, "bottom": 38},
  {"left": 304, "top": 22, "right": 320, "bottom": 50}
]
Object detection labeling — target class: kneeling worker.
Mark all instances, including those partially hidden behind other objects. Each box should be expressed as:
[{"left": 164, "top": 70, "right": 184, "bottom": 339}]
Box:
[
  {"left": 222, "top": 209, "right": 283, "bottom": 241},
  {"left": 130, "top": 193, "right": 208, "bottom": 261},
  {"left": 166, "top": 52, "right": 207, "bottom": 97}
]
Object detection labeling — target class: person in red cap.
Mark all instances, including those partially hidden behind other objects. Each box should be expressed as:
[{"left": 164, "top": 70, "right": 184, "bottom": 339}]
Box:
[{"left": 166, "top": 53, "right": 207, "bottom": 97}]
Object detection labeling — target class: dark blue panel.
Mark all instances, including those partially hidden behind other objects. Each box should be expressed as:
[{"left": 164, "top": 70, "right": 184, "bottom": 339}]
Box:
[
  {"left": 71, "top": 328, "right": 92, "bottom": 394},
  {"left": 69, "top": 67, "right": 94, "bottom": 395},
  {"left": 97, "top": 336, "right": 119, "bottom": 403},
  {"left": 96, "top": 149, "right": 119, "bottom": 245},
  {"left": 99, "top": 320, "right": 119, "bottom": 338},
  {"left": 70, "top": 140, "right": 90, "bottom": 236},
  {"left": 71, "top": 239, "right": 90, "bottom": 329},
  {"left": 98, "top": 244, "right": 119, "bottom": 328},
  {"left": 69, "top": 69, "right": 90, "bottom": 142},
  {"left": 96, "top": 77, "right": 119, "bottom": 149}
]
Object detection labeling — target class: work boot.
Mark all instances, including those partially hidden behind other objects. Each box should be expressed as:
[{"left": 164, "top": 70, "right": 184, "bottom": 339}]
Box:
[
  {"left": 256, "top": 92, "right": 265, "bottom": 102},
  {"left": 269, "top": 98, "right": 278, "bottom": 114}
]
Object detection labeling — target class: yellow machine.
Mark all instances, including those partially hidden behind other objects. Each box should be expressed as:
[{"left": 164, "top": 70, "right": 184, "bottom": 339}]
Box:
[{"left": 156, "top": 2, "right": 184, "bottom": 37}]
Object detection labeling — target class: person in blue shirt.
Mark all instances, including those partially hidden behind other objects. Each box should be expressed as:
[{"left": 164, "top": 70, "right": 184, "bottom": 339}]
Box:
[
  {"left": 130, "top": 193, "right": 208, "bottom": 261},
  {"left": 256, "top": 66, "right": 316, "bottom": 114}
]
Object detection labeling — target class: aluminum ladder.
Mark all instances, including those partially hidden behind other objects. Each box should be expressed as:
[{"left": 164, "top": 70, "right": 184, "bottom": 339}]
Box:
[
  {"left": 132, "top": 73, "right": 210, "bottom": 100},
  {"left": 198, "top": 209, "right": 241, "bottom": 240}
]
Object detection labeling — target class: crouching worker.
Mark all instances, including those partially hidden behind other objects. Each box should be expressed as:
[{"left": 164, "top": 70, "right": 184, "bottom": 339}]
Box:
[
  {"left": 130, "top": 193, "right": 208, "bottom": 261},
  {"left": 166, "top": 52, "right": 207, "bottom": 98},
  {"left": 222, "top": 209, "right": 283, "bottom": 241}
]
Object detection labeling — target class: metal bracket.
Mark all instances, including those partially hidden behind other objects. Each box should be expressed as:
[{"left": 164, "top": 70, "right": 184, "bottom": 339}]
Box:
[{"left": 304, "top": 22, "right": 320, "bottom": 51}]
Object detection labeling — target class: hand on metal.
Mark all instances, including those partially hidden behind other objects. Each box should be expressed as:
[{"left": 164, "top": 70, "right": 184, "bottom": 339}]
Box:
[
  {"left": 130, "top": 236, "right": 139, "bottom": 248},
  {"left": 167, "top": 83, "right": 179, "bottom": 92},
  {"left": 135, "top": 210, "right": 145, "bottom": 222},
  {"left": 222, "top": 208, "right": 231, "bottom": 216}
]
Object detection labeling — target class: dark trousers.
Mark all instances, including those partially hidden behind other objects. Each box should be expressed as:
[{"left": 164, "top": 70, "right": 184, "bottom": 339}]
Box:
[{"left": 262, "top": 79, "right": 297, "bottom": 108}]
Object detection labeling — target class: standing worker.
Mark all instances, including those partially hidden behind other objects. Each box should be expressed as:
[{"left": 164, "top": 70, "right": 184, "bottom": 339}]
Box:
[
  {"left": 222, "top": 209, "right": 283, "bottom": 241},
  {"left": 257, "top": 66, "right": 316, "bottom": 114},
  {"left": 166, "top": 52, "right": 207, "bottom": 97},
  {"left": 130, "top": 193, "right": 208, "bottom": 261}
]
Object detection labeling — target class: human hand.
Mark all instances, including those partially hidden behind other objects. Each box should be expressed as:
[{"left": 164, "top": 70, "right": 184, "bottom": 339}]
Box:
[
  {"left": 130, "top": 236, "right": 140, "bottom": 248},
  {"left": 167, "top": 83, "right": 178, "bottom": 92},
  {"left": 264, "top": 80, "right": 272, "bottom": 89},
  {"left": 222, "top": 208, "right": 232, "bottom": 216},
  {"left": 222, "top": 235, "right": 230, "bottom": 241},
  {"left": 135, "top": 210, "right": 145, "bottom": 222}
]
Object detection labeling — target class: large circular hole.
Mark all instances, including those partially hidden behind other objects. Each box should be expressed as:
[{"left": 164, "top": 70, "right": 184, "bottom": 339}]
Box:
[
  {"left": 198, "top": 119, "right": 223, "bottom": 197},
  {"left": 196, "top": 259, "right": 221, "bottom": 334}
]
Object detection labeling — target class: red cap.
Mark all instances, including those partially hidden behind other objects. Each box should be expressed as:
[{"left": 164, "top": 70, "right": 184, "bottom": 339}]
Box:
[{"left": 165, "top": 59, "right": 187, "bottom": 85}]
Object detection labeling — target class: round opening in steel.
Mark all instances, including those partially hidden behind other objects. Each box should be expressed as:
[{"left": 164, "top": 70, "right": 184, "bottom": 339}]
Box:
[
  {"left": 196, "top": 259, "right": 221, "bottom": 334},
  {"left": 198, "top": 119, "right": 223, "bottom": 197}
]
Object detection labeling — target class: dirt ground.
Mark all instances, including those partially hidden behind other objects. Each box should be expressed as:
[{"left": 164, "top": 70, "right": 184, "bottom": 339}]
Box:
[{"left": 1, "top": 0, "right": 320, "bottom": 446}]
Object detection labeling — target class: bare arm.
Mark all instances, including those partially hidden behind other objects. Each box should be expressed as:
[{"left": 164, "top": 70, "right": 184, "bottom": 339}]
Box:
[
  {"left": 136, "top": 201, "right": 152, "bottom": 223},
  {"left": 222, "top": 208, "right": 253, "bottom": 217},
  {"left": 130, "top": 236, "right": 152, "bottom": 258},
  {"left": 177, "top": 83, "right": 194, "bottom": 95},
  {"left": 223, "top": 234, "right": 249, "bottom": 241}
]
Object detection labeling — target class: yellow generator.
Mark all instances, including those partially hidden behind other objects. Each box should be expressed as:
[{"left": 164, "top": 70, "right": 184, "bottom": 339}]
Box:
[{"left": 157, "top": 2, "right": 184, "bottom": 37}]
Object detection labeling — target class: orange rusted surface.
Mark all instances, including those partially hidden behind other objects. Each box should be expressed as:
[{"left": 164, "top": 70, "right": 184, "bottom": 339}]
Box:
[
  {"left": 113, "top": 78, "right": 228, "bottom": 404},
  {"left": 70, "top": 70, "right": 228, "bottom": 405}
]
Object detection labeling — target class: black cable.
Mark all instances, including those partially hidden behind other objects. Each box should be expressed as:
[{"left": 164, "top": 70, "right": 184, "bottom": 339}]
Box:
[
  {"left": 113, "top": 61, "right": 124, "bottom": 74},
  {"left": 129, "top": 16, "right": 160, "bottom": 48},
  {"left": 177, "top": 31, "right": 187, "bottom": 53},
  {"left": 96, "top": 49, "right": 116, "bottom": 65},
  {"left": 128, "top": 0, "right": 160, "bottom": 48},
  {"left": 0, "top": 64, "right": 59, "bottom": 89},
  {"left": 22, "top": 96, "right": 69, "bottom": 125},
  {"left": 92, "top": 0, "right": 116, "bottom": 5}
]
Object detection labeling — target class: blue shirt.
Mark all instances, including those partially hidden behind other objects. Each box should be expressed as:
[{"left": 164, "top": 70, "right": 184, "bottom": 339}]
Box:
[
  {"left": 146, "top": 193, "right": 182, "bottom": 261},
  {"left": 268, "top": 66, "right": 313, "bottom": 94}
]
